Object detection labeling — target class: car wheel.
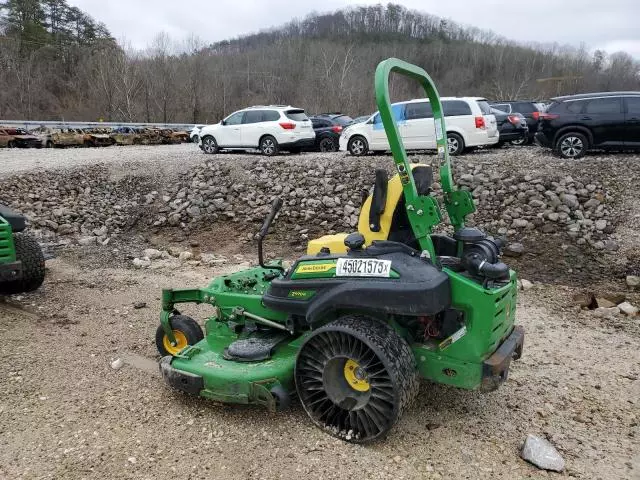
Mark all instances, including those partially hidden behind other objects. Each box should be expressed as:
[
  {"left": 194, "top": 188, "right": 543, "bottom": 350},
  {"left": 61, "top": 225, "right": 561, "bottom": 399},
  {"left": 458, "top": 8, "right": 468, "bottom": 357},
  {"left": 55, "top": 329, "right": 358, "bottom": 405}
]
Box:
[
  {"left": 192, "top": 135, "right": 199, "bottom": 144},
  {"left": 319, "top": 137, "right": 337, "bottom": 152},
  {"left": 7, "top": 141, "right": 15, "bottom": 148},
  {"left": 555, "top": 132, "right": 587, "bottom": 159},
  {"left": 45, "top": 141, "right": 54, "bottom": 148},
  {"left": 447, "top": 132, "right": 465, "bottom": 156},
  {"left": 511, "top": 137, "right": 528, "bottom": 146},
  {"left": 348, "top": 136, "right": 368, "bottom": 156},
  {"left": 260, "top": 135, "right": 279, "bottom": 156},
  {"left": 201, "top": 136, "right": 219, "bottom": 155}
]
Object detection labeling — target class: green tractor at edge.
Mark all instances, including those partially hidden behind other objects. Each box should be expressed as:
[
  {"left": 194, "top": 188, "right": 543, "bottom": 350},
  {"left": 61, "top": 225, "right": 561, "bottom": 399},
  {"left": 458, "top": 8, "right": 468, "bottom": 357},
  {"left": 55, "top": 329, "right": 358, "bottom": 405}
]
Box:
[
  {"left": 0, "top": 205, "right": 46, "bottom": 295},
  {"left": 155, "top": 59, "right": 524, "bottom": 443}
]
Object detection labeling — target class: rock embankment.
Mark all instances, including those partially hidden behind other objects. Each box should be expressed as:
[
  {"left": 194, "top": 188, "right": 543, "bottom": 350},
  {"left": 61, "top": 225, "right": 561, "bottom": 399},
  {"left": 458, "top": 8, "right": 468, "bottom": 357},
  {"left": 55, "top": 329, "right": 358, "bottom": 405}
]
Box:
[{"left": 1, "top": 148, "right": 637, "bottom": 280}]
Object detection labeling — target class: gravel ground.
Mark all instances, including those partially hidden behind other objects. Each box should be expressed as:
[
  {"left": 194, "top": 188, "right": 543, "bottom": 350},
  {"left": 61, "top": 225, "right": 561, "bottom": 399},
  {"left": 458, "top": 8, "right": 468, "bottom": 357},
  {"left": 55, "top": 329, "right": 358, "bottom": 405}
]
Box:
[
  {"left": 0, "top": 144, "right": 638, "bottom": 479},
  {"left": 0, "top": 250, "right": 638, "bottom": 480},
  {"left": 0, "top": 144, "right": 205, "bottom": 178}
]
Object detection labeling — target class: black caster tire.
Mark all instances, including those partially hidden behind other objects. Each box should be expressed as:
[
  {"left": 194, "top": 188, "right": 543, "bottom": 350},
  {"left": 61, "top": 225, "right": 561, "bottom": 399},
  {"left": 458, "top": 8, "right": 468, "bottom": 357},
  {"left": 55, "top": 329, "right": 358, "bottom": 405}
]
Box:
[{"left": 155, "top": 315, "right": 204, "bottom": 356}]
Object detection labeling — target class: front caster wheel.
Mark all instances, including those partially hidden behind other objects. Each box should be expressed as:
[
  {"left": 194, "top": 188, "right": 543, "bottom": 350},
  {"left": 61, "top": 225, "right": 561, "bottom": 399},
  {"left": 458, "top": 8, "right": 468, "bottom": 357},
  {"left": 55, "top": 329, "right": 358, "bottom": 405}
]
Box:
[
  {"left": 295, "top": 315, "right": 418, "bottom": 443},
  {"left": 155, "top": 315, "right": 204, "bottom": 356}
]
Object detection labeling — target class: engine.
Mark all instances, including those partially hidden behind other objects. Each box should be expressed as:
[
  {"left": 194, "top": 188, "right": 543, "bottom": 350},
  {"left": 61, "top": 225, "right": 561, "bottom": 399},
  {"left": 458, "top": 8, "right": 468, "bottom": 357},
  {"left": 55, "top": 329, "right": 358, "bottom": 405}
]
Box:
[{"left": 454, "top": 227, "right": 510, "bottom": 285}]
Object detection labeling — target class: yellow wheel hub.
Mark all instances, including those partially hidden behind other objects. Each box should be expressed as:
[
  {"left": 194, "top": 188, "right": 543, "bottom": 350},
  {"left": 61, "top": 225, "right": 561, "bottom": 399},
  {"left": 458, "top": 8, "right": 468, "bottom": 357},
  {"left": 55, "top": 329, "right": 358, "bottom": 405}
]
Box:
[
  {"left": 163, "top": 330, "right": 188, "bottom": 356},
  {"left": 344, "top": 359, "right": 370, "bottom": 392}
]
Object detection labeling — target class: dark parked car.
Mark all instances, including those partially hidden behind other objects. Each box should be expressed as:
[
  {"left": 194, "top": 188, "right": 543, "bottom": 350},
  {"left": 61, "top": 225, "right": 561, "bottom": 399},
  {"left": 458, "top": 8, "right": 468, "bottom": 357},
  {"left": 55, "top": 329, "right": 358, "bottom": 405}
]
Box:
[
  {"left": 309, "top": 113, "right": 353, "bottom": 152},
  {"left": 535, "top": 92, "right": 640, "bottom": 159},
  {"left": 489, "top": 101, "right": 542, "bottom": 145},
  {"left": 491, "top": 108, "right": 528, "bottom": 146}
]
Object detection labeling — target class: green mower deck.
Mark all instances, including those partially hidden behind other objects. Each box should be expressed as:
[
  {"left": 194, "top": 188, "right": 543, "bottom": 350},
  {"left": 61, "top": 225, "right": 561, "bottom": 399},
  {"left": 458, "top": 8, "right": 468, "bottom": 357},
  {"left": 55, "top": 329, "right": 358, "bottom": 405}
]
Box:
[{"left": 156, "top": 58, "right": 524, "bottom": 443}]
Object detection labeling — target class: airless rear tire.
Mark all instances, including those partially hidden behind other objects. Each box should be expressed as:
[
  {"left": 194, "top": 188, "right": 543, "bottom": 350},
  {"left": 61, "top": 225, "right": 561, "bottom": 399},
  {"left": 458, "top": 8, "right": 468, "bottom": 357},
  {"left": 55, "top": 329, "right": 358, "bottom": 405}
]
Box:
[
  {"left": 0, "top": 233, "right": 45, "bottom": 295},
  {"left": 296, "top": 315, "right": 418, "bottom": 443}
]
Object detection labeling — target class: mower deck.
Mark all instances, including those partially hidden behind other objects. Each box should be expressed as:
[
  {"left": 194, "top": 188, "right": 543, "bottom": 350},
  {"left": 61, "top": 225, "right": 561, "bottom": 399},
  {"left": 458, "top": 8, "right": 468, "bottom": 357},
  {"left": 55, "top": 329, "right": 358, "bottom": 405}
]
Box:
[{"left": 160, "top": 321, "right": 305, "bottom": 411}]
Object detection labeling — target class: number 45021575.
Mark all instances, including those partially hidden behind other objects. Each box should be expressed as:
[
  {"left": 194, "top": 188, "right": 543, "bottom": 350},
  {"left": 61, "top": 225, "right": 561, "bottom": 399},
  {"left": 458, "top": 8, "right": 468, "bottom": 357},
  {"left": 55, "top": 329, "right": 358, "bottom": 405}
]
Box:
[{"left": 335, "top": 258, "right": 392, "bottom": 277}]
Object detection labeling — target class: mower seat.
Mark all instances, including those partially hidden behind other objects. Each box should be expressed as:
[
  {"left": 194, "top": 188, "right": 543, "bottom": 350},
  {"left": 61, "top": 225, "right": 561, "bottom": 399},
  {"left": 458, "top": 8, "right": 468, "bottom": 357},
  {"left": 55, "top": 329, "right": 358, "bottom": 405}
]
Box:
[
  {"left": 306, "top": 164, "right": 432, "bottom": 255},
  {"left": 0, "top": 204, "right": 26, "bottom": 233}
]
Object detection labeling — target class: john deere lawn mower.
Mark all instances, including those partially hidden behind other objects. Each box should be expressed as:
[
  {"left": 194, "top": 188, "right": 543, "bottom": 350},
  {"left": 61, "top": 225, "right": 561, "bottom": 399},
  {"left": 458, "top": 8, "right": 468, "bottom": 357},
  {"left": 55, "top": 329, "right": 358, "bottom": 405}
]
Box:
[
  {"left": 155, "top": 58, "right": 524, "bottom": 443},
  {"left": 0, "top": 205, "right": 45, "bottom": 295}
]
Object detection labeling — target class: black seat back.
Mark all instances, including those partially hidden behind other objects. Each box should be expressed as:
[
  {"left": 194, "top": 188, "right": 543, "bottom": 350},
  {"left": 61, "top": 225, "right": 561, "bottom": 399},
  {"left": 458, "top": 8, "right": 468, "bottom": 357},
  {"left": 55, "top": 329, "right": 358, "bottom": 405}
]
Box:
[{"left": 388, "top": 166, "right": 433, "bottom": 248}]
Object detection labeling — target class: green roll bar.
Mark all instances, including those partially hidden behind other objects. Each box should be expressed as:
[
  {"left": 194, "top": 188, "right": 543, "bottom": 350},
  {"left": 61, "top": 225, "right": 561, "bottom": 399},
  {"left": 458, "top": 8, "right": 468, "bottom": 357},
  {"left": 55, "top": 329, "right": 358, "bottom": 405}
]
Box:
[{"left": 374, "top": 58, "right": 476, "bottom": 260}]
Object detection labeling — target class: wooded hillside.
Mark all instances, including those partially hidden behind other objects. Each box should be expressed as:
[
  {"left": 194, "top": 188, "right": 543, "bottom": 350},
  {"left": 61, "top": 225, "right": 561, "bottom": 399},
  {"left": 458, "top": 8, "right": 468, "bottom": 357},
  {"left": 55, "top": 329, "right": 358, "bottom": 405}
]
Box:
[{"left": 1, "top": 2, "right": 638, "bottom": 123}]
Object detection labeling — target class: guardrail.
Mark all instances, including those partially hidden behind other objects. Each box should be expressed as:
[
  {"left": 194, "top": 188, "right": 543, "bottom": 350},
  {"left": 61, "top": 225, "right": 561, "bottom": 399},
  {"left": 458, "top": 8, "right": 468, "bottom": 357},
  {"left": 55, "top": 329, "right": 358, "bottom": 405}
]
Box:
[{"left": 0, "top": 120, "right": 201, "bottom": 130}]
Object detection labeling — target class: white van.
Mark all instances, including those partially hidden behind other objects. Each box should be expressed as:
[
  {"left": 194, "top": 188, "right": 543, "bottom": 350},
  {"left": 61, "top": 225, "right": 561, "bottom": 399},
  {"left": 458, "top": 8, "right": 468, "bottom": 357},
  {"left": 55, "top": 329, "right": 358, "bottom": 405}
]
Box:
[{"left": 339, "top": 97, "right": 498, "bottom": 156}]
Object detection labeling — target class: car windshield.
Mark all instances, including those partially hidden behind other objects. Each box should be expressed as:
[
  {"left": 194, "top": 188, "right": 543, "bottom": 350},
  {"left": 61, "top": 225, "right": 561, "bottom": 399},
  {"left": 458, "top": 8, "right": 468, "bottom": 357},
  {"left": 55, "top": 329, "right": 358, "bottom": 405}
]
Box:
[
  {"left": 285, "top": 110, "right": 309, "bottom": 121},
  {"left": 333, "top": 115, "right": 354, "bottom": 125},
  {"left": 373, "top": 103, "right": 405, "bottom": 124}
]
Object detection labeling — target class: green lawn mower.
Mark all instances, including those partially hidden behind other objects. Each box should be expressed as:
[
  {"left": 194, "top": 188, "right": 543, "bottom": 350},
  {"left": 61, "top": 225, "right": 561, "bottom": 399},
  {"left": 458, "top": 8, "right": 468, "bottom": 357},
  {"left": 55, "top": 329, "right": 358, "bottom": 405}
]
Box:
[
  {"left": 155, "top": 58, "right": 524, "bottom": 443},
  {"left": 0, "top": 205, "right": 46, "bottom": 295}
]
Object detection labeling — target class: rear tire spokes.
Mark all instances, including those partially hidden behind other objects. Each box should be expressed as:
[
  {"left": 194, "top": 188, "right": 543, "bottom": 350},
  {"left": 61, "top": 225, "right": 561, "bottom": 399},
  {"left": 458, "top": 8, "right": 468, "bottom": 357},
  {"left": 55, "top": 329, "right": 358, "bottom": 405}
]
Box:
[{"left": 296, "top": 330, "right": 394, "bottom": 442}]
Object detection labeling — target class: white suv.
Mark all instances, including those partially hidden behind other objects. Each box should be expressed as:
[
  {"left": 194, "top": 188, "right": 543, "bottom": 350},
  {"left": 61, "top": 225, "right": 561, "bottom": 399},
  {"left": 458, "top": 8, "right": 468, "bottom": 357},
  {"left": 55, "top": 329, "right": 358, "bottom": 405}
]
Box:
[
  {"left": 199, "top": 106, "right": 315, "bottom": 156},
  {"left": 339, "top": 97, "right": 498, "bottom": 156}
]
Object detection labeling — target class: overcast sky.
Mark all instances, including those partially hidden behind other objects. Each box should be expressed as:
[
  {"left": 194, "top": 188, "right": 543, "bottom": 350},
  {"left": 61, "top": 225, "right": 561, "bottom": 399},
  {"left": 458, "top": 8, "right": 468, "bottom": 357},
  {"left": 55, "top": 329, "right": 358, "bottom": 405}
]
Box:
[{"left": 70, "top": 0, "right": 640, "bottom": 58}]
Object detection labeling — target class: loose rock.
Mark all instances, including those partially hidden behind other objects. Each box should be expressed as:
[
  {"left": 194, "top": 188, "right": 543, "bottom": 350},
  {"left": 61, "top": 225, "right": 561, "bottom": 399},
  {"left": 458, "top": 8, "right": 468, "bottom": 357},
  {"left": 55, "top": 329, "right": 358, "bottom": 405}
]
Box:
[
  {"left": 618, "top": 302, "right": 639, "bottom": 316},
  {"left": 626, "top": 275, "right": 640, "bottom": 289},
  {"left": 520, "top": 434, "right": 565, "bottom": 472},
  {"left": 519, "top": 279, "right": 533, "bottom": 291},
  {"left": 504, "top": 242, "right": 524, "bottom": 257},
  {"left": 111, "top": 358, "right": 124, "bottom": 370}
]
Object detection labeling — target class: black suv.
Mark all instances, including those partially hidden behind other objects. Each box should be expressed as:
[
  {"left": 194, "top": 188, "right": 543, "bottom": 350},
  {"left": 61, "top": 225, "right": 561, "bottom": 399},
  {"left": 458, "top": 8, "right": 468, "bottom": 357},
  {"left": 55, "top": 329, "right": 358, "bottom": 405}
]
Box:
[
  {"left": 309, "top": 114, "right": 353, "bottom": 152},
  {"left": 489, "top": 101, "right": 542, "bottom": 145},
  {"left": 535, "top": 92, "right": 640, "bottom": 159}
]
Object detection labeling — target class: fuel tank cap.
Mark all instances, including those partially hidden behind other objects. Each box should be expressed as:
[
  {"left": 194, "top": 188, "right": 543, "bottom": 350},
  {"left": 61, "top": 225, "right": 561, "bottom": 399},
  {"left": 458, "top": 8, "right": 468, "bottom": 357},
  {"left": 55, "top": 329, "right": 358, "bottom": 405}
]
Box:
[{"left": 344, "top": 232, "right": 366, "bottom": 250}]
